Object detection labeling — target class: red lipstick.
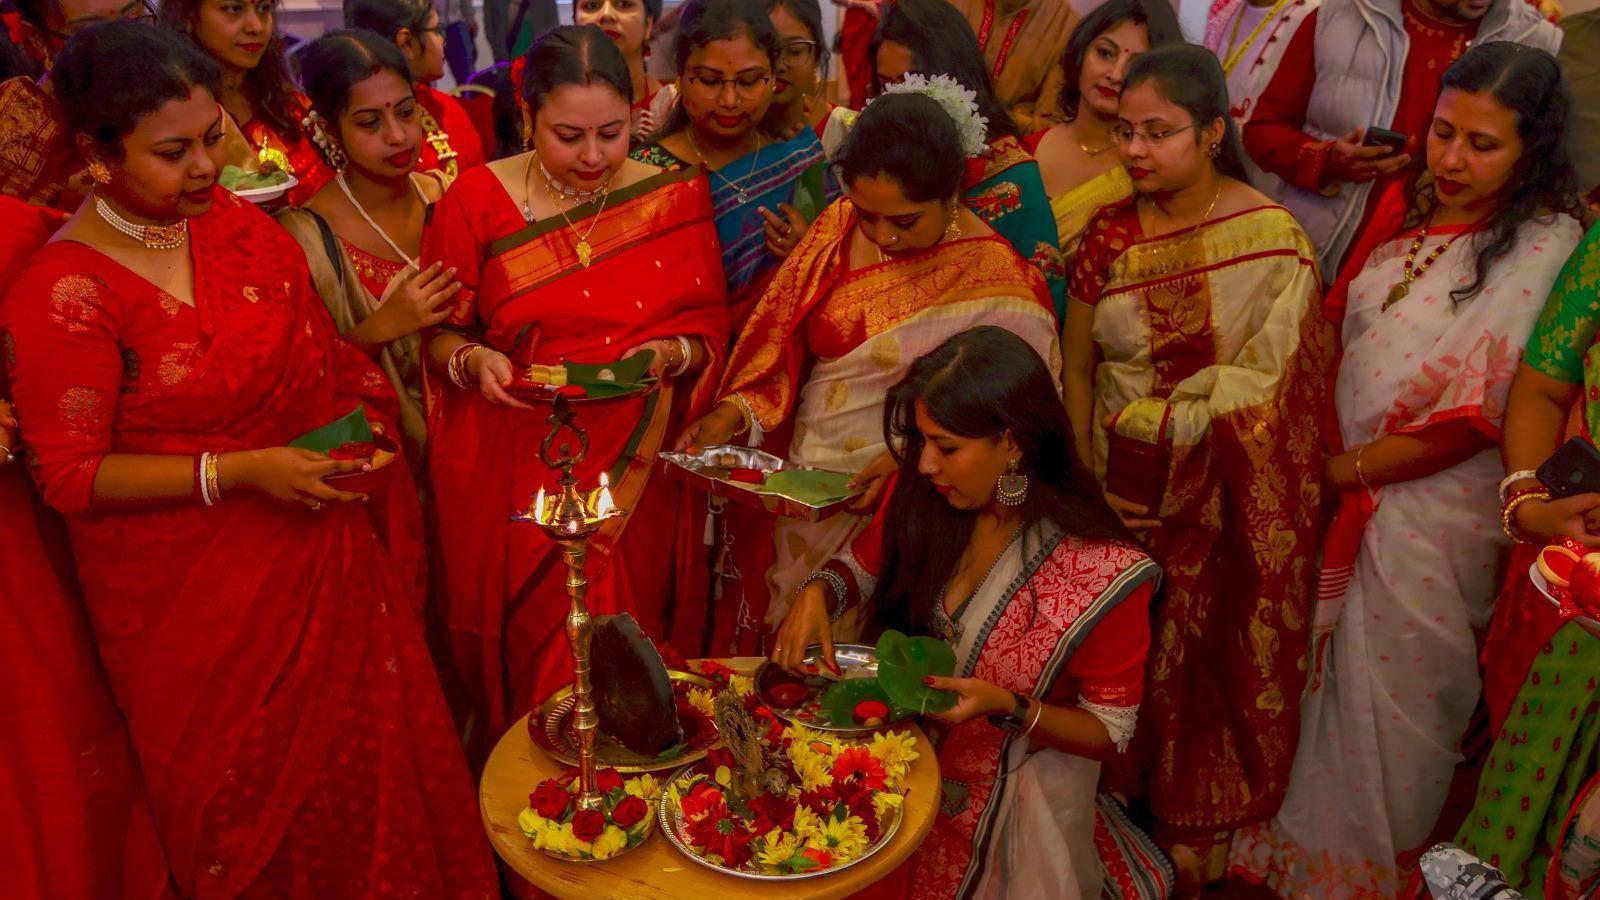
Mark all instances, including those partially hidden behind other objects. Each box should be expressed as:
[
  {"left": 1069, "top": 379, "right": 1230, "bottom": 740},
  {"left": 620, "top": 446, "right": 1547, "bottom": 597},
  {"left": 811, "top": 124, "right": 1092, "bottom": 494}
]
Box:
[
  {"left": 1126, "top": 166, "right": 1153, "bottom": 180},
  {"left": 1435, "top": 177, "right": 1467, "bottom": 197},
  {"left": 385, "top": 150, "right": 415, "bottom": 168}
]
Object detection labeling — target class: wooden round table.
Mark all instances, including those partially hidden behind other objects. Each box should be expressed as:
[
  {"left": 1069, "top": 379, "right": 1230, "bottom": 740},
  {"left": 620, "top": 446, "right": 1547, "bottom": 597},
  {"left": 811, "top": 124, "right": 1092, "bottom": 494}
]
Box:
[{"left": 479, "top": 658, "right": 941, "bottom": 900}]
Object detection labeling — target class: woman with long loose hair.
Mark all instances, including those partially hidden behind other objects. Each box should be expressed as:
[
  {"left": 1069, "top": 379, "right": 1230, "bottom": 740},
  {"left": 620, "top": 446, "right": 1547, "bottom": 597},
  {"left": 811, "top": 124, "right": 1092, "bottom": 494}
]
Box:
[{"left": 1233, "top": 42, "right": 1585, "bottom": 899}]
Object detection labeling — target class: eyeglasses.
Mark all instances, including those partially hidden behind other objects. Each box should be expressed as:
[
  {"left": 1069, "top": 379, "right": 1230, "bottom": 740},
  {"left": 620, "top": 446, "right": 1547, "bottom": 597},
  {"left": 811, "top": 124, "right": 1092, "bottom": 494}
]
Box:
[
  {"left": 1110, "top": 123, "right": 1196, "bottom": 147},
  {"left": 48, "top": 0, "right": 155, "bottom": 40},
  {"left": 778, "top": 39, "right": 817, "bottom": 66},
  {"left": 683, "top": 70, "right": 773, "bottom": 99}
]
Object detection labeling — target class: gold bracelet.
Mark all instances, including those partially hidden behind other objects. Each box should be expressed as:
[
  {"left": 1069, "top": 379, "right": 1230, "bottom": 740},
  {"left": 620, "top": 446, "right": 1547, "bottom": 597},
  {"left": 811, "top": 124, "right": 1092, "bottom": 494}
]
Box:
[
  {"left": 1354, "top": 444, "right": 1375, "bottom": 493},
  {"left": 1021, "top": 698, "right": 1044, "bottom": 737},
  {"left": 204, "top": 452, "right": 222, "bottom": 505}
]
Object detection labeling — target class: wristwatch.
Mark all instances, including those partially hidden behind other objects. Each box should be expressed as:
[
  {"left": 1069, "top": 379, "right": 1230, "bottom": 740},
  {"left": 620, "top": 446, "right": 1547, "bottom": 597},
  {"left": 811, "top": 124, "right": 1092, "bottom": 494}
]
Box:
[{"left": 986, "top": 690, "right": 1030, "bottom": 732}]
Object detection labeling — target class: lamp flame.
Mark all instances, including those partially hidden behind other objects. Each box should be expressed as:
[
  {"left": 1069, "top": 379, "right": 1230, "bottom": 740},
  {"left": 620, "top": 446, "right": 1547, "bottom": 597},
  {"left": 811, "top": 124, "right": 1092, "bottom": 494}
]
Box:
[
  {"left": 595, "top": 472, "right": 615, "bottom": 518},
  {"left": 534, "top": 486, "right": 547, "bottom": 523}
]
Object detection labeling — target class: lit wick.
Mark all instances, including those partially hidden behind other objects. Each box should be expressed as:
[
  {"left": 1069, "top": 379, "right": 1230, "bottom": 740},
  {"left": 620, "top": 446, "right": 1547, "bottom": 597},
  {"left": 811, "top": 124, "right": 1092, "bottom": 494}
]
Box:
[
  {"left": 534, "top": 486, "right": 547, "bottom": 523},
  {"left": 595, "top": 472, "right": 615, "bottom": 519}
]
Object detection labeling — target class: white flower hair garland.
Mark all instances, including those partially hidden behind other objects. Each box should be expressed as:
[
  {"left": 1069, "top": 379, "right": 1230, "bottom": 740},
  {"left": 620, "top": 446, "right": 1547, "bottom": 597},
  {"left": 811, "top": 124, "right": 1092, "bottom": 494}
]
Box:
[{"left": 878, "top": 73, "right": 989, "bottom": 159}]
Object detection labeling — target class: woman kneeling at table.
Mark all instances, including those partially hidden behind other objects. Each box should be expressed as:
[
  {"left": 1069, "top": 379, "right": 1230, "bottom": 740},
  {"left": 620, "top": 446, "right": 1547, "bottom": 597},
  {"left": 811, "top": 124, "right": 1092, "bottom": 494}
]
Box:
[{"left": 771, "top": 326, "right": 1171, "bottom": 899}]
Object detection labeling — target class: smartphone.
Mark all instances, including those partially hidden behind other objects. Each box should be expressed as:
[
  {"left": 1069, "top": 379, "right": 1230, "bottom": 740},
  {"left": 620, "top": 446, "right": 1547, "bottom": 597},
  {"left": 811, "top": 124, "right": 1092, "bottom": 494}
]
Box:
[
  {"left": 1537, "top": 437, "right": 1600, "bottom": 498},
  {"left": 1362, "top": 126, "right": 1408, "bottom": 154}
]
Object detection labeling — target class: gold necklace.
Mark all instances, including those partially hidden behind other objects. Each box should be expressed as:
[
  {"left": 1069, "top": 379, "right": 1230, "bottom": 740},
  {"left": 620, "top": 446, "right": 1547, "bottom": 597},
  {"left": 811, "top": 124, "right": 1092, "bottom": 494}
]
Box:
[
  {"left": 873, "top": 212, "right": 964, "bottom": 264},
  {"left": 1221, "top": 0, "right": 1295, "bottom": 74},
  {"left": 1384, "top": 219, "right": 1464, "bottom": 310},
  {"left": 1139, "top": 182, "right": 1224, "bottom": 232},
  {"left": 686, "top": 129, "right": 764, "bottom": 204}
]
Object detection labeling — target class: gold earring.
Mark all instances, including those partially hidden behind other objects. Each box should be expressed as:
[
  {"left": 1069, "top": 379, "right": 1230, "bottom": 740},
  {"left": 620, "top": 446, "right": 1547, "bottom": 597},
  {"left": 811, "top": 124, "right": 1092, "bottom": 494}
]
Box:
[
  {"left": 87, "top": 160, "right": 111, "bottom": 185},
  {"left": 944, "top": 204, "right": 963, "bottom": 242},
  {"left": 996, "top": 457, "right": 1029, "bottom": 506},
  {"left": 1208, "top": 143, "right": 1221, "bottom": 159}
]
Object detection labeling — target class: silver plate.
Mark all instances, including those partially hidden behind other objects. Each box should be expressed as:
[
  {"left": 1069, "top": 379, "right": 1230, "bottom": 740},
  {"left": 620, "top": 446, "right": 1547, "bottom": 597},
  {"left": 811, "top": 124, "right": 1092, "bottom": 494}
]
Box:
[
  {"left": 655, "top": 762, "right": 905, "bottom": 880},
  {"left": 658, "top": 445, "right": 861, "bottom": 522},
  {"left": 755, "top": 644, "right": 913, "bottom": 736}
]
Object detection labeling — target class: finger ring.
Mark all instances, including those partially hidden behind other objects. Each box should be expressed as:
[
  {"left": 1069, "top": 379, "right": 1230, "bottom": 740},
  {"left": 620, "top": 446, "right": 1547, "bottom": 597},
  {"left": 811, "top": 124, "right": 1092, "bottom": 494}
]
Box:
[
  {"left": 309, "top": 501, "right": 325, "bottom": 511},
  {"left": 782, "top": 224, "right": 792, "bottom": 236}
]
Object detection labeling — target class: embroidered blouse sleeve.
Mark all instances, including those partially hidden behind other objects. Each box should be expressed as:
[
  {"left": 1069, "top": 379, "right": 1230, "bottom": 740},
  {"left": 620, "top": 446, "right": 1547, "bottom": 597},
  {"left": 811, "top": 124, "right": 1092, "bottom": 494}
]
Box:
[
  {"left": 1052, "top": 580, "right": 1153, "bottom": 751},
  {"left": 1067, "top": 202, "right": 1135, "bottom": 306},
  {"left": 1, "top": 264, "right": 124, "bottom": 514}
]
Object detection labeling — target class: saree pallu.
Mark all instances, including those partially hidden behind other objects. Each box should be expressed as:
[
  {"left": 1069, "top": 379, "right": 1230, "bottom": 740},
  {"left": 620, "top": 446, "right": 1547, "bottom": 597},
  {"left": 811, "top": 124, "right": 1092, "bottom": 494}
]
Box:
[
  {"left": 965, "top": 136, "right": 1068, "bottom": 319},
  {"left": 424, "top": 165, "right": 728, "bottom": 766},
  {"left": 0, "top": 76, "right": 79, "bottom": 208},
  {"left": 0, "top": 190, "right": 493, "bottom": 898},
  {"left": 721, "top": 199, "right": 1059, "bottom": 629},
  {"left": 1075, "top": 202, "right": 1331, "bottom": 849},
  {"left": 1231, "top": 214, "right": 1584, "bottom": 899},
  {"left": 632, "top": 128, "right": 839, "bottom": 330},
  {"left": 1050, "top": 165, "right": 1133, "bottom": 273},
  {"left": 0, "top": 197, "right": 171, "bottom": 900}
]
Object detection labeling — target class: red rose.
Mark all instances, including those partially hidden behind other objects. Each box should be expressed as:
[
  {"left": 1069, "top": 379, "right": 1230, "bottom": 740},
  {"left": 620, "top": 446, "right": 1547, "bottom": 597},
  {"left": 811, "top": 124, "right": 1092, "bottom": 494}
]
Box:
[
  {"left": 696, "top": 659, "right": 736, "bottom": 683},
  {"left": 595, "top": 767, "right": 625, "bottom": 794},
  {"left": 611, "top": 793, "right": 649, "bottom": 829},
  {"left": 572, "top": 808, "right": 607, "bottom": 843},
  {"left": 529, "top": 779, "right": 570, "bottom": 821}
]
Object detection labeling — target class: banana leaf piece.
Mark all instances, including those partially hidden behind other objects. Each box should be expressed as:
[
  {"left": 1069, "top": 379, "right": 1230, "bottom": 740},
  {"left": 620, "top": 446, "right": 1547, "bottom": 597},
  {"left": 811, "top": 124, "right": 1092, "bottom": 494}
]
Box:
[
  {"left": 875, "top": 629, "right": 958, "bottom": 714},
  {"left": 564, "top": 350, "right": 655, "bottom": 399},
  {"left": 288, "top": 405, "right": 373, "bottom": 452}
]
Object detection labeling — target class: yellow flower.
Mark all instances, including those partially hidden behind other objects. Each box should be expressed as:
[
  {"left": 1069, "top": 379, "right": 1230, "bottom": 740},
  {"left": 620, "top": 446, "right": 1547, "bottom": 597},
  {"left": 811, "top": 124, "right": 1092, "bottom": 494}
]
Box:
[
  {"left": 591, "top": 825, "right": 630, "bottom": 860},
  {"left": 729, "top": 674, "right": 756, "bottom": 697},
  {"left": 518, "top": 808, "right": 551, "bottom": 844},
  {"left": 687, "top": 688, "right": 715, "bottom": 717},
  {"left": 872, "top": 791, "right": 905, "bottom": 822},
  {"left": 806, "top": 815, "right": 870, "bottom": 861},
  {"left": 624, "top": 773, "right": 659, "bottom": 801},
  {"left": 867, "top": 730, "right": 919, "bottom": 784},
  {"left": 792, "top": 750, "right": 835, "bottom": 791},
  {"left": 755, "top": 827, "right": 802, "bottom": 869},
  {"left": 792, "top": 804, "right": 825, "bottom": 841},
  {"left": 782, "top": 722, "right": 830, "bottom": 750}
]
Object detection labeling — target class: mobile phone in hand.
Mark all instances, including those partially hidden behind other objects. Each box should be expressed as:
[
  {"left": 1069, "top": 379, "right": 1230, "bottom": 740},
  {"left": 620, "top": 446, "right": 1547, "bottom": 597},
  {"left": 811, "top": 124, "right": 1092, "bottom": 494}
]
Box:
[
  {"left": 1538, "top": 437, "right": 1600, "bottom": 499},
  {"left": 1361, "top": 126, "right": 1408, "bottom": 155}
]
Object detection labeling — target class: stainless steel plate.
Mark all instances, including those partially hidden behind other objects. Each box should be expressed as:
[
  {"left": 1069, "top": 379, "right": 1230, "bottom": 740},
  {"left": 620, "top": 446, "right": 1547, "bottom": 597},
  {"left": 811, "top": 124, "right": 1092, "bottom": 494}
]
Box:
[
  {"left": 658, "top": 445, "right": 861, "bottom": 522},
  {"left": 754, "top": 644, "right": 912, "bottom": 736}
]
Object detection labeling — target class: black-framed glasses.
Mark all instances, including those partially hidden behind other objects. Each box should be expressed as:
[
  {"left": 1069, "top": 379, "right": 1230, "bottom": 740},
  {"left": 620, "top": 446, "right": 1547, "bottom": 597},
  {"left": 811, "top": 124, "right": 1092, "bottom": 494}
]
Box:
[
  {"left": 778, "top": 39, "right": 818, "bottom": 66},
  {"left": 47, "top": 0, "right": 154, "bottom": 41}
]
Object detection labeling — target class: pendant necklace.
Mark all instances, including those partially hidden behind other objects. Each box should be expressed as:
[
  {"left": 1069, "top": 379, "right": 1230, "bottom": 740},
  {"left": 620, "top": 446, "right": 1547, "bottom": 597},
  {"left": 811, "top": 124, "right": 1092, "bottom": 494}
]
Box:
[
  {"left": 1384, "top": 219, "right": 1462, "bottom": 311},
  {"left": 521, "top": 153, "right": 614, "bottom": 267},
  {"left": 336, "top": 171, "right": 424, "bottom": 269},
  {"left": 94, "top": 194, "right": 187, "bottom": 250},
  {"left": 688, "top": 129, "right": 764, "bottom": 204}
]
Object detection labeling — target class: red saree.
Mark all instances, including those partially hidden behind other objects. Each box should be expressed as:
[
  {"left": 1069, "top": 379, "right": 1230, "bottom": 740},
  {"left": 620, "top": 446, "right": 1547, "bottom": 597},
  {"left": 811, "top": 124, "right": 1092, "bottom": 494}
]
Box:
[
  {"left": 0, "top": 197, "right": 171, "bottom": 899},
  {"left": 423, "top": 164, "right": 728, "bottom": 767},
  {"left": 0, "top": 190, "right": 494, "bottom": 898}
]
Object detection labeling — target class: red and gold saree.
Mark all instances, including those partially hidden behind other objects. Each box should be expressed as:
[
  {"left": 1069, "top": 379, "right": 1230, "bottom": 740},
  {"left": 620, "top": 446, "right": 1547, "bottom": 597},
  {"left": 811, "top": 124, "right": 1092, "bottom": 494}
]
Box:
[
  {"left": 1071, "top": 199, "right": 1332, "bottom": 856},
  {"left": 0, "top": 197, "right": 172, "bottom": 900},
  {"left": 0, "top": 190, "right": 494, "bottom": 898},
  {"left": 0, "top": 76, "right": 81, "bottom": 209},
  {"left": 423, "top": 164, "right": 728, "bottom": 766},
  {"left": 719, "top": 198, "right": 1060, "bottom": 650}
]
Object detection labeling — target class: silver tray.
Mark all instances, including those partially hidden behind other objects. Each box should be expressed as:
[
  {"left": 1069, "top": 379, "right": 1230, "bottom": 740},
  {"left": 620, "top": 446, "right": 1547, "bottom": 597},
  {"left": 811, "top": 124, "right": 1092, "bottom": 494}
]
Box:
[
  {"left": 658, "top": 445, "right": 861, "bottom": 522},
  {"left": 754, "top": 644, "right": 913, "bottom": 736},
  {"left": 656, "top": 762, "right": 905, "bottom": 880},
  {"left": 531, "top": 670, "right": 717, "bottom": 774}
]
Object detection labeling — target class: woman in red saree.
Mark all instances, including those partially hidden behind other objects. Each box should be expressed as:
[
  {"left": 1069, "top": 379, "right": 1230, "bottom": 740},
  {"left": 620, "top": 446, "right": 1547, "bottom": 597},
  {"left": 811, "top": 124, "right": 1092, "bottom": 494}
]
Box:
[
  {"left": 1, "top": 25, "right": 493, "bottom": 896},
  {"left": 423, "top": 25, "right": 727, "bottom": 767},
  {"left": 0, "top": 196, "right": 172, "bottom": 900},
  {"left": 159, "top": 0, "right": 331, "bottom": 203},
  {"left": 771, "top": 327, "right": 1172, "bottom": 899}
]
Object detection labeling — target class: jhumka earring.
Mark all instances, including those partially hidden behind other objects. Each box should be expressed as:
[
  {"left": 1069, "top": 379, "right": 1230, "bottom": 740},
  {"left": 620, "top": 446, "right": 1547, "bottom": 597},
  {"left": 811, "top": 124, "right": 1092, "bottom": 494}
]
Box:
[
  {"left": 944, "top": 203, "right": 963, "bottom": 242},
  {"left": 996, "top": 458, "right": 1029, "bottom": 506},
  {"left": 87, "top": 160, "right": 111, "bottom": 184}
]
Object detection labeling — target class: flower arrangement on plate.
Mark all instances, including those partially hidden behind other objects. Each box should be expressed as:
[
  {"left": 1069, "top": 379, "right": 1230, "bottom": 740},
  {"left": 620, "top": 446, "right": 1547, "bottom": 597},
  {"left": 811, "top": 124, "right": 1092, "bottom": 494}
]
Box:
[
  {"left": 517, "top": 767, "right": 660, "bottom": 862},
  {"left": 657, "top": 707, "right": 920, "bottom": 879}
]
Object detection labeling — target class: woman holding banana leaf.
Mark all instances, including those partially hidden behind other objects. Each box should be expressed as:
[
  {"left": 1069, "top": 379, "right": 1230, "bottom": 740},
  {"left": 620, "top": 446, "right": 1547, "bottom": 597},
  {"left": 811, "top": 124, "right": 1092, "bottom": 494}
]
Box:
[
  {"left": 422, "top": 24, "right": 727, "bottom": 768},
  {"left": 769, "top": 327, "right": 1171, "bottom": 899}
]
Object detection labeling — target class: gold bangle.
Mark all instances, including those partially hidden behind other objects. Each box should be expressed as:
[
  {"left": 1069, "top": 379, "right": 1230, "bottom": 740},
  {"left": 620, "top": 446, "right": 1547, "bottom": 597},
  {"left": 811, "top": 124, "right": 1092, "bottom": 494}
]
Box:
[
  {"left": 1354, "top": 445, "right": 1375, "bottom": 493},
  {"left": 1502, "top": 488, "right": 1551, "bottom": 543},
  {"left": 204, "top": 452, "right": 222, "bottom": 505}
]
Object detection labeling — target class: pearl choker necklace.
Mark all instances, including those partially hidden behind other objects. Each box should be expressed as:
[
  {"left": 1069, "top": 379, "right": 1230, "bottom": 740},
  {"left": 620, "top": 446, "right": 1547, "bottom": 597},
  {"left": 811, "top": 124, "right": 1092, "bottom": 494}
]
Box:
[
  {"left": 94, "top": 195, "right": 187, "bottom": 250},
  {"left": 537, "top": 157, "right": 607, "bottom": 201}
]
